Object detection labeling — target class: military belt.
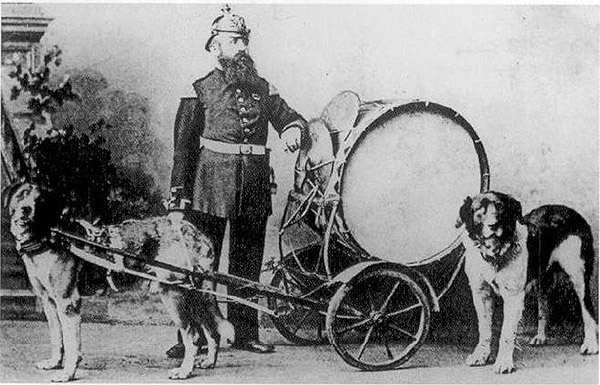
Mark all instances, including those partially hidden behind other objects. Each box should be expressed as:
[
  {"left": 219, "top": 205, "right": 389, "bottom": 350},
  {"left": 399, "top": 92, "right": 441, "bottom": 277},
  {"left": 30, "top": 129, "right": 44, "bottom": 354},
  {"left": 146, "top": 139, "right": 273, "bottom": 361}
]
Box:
[{"left": 200, "top": 137, "right": 268, "bottom": 155}]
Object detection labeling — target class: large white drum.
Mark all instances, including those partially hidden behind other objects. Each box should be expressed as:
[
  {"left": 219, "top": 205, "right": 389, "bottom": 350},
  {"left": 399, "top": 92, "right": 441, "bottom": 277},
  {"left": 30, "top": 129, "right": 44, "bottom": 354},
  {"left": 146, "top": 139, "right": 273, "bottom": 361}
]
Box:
[{"left": 338, "top": 101, "right": 488, "bottom": 265}]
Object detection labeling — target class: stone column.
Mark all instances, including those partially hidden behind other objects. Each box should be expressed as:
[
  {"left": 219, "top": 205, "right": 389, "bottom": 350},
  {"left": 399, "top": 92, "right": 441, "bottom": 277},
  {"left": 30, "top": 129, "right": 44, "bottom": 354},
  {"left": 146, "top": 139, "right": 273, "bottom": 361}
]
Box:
[{"left": 1, "top": 3, "right": 53, "bottom": 318}]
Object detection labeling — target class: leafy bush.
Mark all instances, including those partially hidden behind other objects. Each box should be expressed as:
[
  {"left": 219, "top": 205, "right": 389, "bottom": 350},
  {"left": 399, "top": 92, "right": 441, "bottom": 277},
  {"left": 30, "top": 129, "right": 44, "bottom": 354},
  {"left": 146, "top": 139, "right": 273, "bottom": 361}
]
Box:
[
  {"left": 23, "top": 123, "right": 115, "bottom": 221},
  {"left": 10, "top": 46, "right": 164, "bottom": 223}
]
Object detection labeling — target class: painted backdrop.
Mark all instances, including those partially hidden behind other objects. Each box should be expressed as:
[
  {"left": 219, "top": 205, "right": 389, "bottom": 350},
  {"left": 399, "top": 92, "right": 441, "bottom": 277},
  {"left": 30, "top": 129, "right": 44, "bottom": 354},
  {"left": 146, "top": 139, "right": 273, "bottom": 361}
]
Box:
[{"left": 39, "top": 4, "right": 598, "bottom": 261}]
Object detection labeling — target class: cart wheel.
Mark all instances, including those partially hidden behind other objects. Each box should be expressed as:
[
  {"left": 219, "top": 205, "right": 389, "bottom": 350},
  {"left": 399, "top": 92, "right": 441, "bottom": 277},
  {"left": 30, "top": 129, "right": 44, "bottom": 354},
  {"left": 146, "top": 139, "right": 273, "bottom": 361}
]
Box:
[
  {"left": 326, "top": 267, "right": 431, "bottom": 371},
  {"left": 267, "top": 269, "right": 327, "bottom": 345}
]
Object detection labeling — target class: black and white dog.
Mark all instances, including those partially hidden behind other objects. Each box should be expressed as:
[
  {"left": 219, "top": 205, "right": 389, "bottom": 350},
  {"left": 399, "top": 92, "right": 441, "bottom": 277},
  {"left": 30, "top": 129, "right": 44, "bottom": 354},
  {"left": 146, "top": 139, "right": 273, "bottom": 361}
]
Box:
[
  {"left": 457, "top": 192, "right": 598, "bottom": 374},
  {"left": 523, "top": 204, "right": 598, "bottom": 355}
]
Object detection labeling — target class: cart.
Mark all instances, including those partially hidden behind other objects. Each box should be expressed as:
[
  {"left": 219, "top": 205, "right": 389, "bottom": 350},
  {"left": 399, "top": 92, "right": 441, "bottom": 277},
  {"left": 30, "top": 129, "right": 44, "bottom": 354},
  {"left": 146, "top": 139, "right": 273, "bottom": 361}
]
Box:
[{"left": 51, "top": 91, "right": 489, "bottom": 372}]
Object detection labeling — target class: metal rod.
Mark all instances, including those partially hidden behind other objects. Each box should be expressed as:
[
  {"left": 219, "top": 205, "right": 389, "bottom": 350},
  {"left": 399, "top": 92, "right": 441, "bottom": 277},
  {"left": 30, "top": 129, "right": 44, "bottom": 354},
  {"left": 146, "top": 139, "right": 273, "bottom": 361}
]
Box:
[{"left": 52, "top": 228, "right": 329, "bottom": 312}]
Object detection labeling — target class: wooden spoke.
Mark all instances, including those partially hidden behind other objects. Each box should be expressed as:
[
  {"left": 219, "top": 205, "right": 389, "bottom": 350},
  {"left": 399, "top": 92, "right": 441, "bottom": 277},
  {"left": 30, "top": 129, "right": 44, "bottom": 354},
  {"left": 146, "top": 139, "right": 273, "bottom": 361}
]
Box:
[
  {"left": 386, "top": 303, "right": 421, "bottom": 318},
  {"left": 291, "top": 310, "right": 312, "bottom": 335},
  {"left": 366, "top": 284, "right": 377, "bottom": 313},
  {"left": 357, "top": 325, "right": 376, "bottom": 360},
  {"left": 326, "top": 268, "right": 432, "bottom": 370},
  {"left": 378, "top": 281, "right": 401, "bottom": 313},
  {"left": 384, "top": 340, "right": 394, "bottom": 360},
  {"left": 387, "top": 322, "right": 417, "bottom": 341},
  {"left": 336, "top": 318, "right": 371, "bottom": 334}
]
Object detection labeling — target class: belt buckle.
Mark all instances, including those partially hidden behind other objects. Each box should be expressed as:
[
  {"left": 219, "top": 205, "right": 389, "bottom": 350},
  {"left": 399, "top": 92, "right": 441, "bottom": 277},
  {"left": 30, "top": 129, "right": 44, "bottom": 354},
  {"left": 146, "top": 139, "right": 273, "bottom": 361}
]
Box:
[{"left": 240, "top": 144, "right": 253, "bottom": 155}]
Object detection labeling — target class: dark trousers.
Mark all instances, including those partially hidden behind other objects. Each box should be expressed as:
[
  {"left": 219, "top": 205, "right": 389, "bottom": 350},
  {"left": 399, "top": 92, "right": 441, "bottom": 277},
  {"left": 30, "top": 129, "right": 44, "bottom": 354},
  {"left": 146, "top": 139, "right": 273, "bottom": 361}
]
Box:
[{"left": 186, "top": 210, "right": 267, "bottom": 343}]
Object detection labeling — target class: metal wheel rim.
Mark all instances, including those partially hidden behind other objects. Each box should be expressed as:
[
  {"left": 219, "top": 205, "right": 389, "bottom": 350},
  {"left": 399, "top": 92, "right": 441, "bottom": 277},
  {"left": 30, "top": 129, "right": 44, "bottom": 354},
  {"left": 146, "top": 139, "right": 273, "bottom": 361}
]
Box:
[
  {"left": 326, "top": 268, "right": 431, "bottom": 370},
  {"left": 267, "top": 269, "right": 327, "bottom": 345}
]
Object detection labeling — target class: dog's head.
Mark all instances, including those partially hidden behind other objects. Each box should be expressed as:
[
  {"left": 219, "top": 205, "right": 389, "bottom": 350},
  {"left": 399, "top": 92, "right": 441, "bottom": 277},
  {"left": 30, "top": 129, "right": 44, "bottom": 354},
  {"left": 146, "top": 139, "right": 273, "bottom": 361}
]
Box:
[
  {"left": 3, "top": 182, "right": 62, "bottom": 248},
  {"left": 456, "top": 191, "right": 523, "bottom": 260}
]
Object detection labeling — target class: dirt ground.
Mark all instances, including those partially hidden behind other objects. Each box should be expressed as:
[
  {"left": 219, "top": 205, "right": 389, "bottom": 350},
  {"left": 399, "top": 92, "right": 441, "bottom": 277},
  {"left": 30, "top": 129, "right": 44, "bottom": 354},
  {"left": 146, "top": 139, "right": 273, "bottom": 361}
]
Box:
[{"left": 1, "top": 320, "right": 597, "bottom": 384}]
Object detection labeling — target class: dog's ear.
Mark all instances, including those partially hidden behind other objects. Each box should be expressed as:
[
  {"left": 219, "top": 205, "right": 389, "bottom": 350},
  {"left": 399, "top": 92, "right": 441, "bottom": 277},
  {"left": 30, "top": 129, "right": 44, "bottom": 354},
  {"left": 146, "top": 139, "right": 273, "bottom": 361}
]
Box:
[
  {"left": 1, "top": 181, "right": 27, "bottom": 212},
  {"left": 503, "top": 194, "right": 523, "bottom": 225},
  {"left": 521, "top": 209, "right": 536, "bottom": 228},
  {"left": 456, "top": 196, "right": 473, "bottom": 228}
]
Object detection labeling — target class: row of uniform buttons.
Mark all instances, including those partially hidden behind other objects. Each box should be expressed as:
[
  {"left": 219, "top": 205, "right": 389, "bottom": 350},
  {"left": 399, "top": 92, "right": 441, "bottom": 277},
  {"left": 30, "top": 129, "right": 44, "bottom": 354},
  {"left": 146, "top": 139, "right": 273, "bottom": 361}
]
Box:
[
  {"left": 236, "top": 88, "right": 261, "bottom": 101},
  {"left": 235, "top": 88, "right": 261, "bottom": 141}
]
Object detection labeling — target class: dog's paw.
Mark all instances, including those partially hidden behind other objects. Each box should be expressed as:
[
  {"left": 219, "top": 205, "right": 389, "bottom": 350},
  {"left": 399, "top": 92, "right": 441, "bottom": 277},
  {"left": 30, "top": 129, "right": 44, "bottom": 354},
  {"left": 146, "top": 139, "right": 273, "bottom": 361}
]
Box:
[
  {"left": 465, "top": 345, "right": 491, "bottom": 366},
  {"left": 168, "top": 366, "right": 193, "bottom": 380},
  {"left": 529, "top": 333, "right": 547, "bottom": 346},
  {"left": 49, "top": 370, "right": 75, "bottom": 382},
  {"left": 218, "top": 321, "right": 235, "bottom": 347},
  {"left": 494, "top": 352, "right": 515, "bottom": 374},
  {"left": 195, "top": 357, "right": 216, "bottom": 370},
  {"left": 36, "top": 358, "right": 63, "bottom": 370},
  {"left": 493, "top": 357, "right": 516, "bottom": 374},
  {"left": 580, "top": 340, "right": 599, "bottom": 355}
]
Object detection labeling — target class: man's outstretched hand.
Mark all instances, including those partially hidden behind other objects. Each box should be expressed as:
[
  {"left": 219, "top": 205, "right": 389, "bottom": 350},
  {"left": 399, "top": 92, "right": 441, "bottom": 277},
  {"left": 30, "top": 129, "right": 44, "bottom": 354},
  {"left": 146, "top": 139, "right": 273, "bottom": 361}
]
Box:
[
  {"left": 281, "top": 126, "right": 301, "bottom": 152},
  {"left": 167, "top": 211, "right": 184, "bottom": 223}
]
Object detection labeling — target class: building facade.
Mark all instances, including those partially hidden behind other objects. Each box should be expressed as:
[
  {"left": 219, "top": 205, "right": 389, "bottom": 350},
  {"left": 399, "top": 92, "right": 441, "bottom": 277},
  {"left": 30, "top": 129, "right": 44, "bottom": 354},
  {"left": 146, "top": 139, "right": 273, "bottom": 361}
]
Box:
[{"left": 1, "top": 3, "right": 53, "bottom": 317}]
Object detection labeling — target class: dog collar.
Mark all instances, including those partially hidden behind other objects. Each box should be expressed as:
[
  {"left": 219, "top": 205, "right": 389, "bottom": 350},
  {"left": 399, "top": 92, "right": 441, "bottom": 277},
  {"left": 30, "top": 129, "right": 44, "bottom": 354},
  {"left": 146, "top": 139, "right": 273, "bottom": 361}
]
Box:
[
  {"left": 480, "top": 238, "right": 520, "bottom": 269},
  {"left": 17, "top": 238, "right": 50, "bottom": 255},
  {"left": 481, "top": 252, "right": 498, "bottom": 266}
]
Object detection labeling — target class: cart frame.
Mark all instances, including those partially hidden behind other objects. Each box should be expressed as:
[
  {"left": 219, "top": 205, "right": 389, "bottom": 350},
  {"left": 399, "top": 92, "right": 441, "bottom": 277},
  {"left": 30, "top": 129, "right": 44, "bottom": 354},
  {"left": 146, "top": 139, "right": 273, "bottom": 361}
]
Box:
[{"left": 50, "top": 99, "right": 489, "bottom": 372}]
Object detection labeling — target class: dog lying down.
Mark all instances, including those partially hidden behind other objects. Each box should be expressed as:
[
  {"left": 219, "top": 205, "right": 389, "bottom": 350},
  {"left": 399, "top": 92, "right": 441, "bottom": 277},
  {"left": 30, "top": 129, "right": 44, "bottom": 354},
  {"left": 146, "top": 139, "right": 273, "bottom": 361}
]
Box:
[
  {"left": 457, "top": 191, "right": 598, "bottom": 374},
  {"left": 5, "top": 182, "right": 233, "bottom": 381}
]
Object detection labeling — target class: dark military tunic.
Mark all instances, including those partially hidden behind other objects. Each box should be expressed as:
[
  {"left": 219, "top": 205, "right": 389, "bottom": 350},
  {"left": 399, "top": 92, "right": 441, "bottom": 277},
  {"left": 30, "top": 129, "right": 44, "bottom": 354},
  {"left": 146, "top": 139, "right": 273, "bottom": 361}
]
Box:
[{"left": 171, "top": 68, "right": 305, "bottom": 218}]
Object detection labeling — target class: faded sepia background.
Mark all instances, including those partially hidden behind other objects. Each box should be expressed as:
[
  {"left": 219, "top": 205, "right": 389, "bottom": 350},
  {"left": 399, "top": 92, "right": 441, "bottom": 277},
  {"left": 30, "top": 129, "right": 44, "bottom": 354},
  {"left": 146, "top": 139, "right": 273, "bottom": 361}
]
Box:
[
  {"left": 1, "top": 3, "right": 598, "bottom": 382},
  {"left": 4, "top": 0, "right": 598, "bottom": 317},
  {"left": 38, "top": 1, "right": 599, "bottom": 314},
  {"left": 37, "top": 4, "right": 598, "bottom": 237}
]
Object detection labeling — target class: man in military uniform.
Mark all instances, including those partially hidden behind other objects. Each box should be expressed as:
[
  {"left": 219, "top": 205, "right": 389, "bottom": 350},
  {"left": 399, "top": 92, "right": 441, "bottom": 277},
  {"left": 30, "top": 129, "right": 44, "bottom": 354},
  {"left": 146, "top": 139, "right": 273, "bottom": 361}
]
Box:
[{"left": 167, "top": 5, "right": 306, "bottom": 356}]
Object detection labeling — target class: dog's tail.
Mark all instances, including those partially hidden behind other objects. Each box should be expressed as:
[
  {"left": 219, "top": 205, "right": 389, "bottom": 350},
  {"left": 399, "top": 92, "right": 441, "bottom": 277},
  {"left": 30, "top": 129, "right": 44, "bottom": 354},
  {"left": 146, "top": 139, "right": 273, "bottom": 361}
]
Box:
[{"left": 217, "top": 319, "right": 235, "bottom": 346}]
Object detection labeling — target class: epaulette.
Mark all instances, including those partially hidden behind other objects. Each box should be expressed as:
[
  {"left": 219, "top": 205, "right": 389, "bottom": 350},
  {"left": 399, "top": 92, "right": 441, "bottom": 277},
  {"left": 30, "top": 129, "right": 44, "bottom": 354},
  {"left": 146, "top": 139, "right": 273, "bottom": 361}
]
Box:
[
  {"left": 268, "top": 81, "right": 279, "bottom": 96},
  {"left": 192, "top": 70, "right": 216, "bottom": 88}
]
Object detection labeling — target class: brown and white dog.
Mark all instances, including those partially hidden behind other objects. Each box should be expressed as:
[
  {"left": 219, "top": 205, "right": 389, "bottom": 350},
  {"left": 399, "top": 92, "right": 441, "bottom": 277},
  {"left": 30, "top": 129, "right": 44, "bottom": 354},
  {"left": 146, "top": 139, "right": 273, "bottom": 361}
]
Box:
[
  {"left": 4, "top": 182, "right": 233, "bottom": 381},
  {"left": 523, "top": 205, "right": 598, "bottom": 355},
  {"left": 5, "top": 182, "right": 82, "bottom": 382},
  {"left": 457, "top": 192, "right": 599, "bottom": 374},
  {"left": 457, "top": 191, "right": 527, "bottom": 374}
]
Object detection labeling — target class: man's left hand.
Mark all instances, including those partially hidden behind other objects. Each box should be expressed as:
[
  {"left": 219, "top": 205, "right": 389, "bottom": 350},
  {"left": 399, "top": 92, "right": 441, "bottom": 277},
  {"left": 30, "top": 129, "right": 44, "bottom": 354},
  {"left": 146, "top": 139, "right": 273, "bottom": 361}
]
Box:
[{"left": 281, "top": 126, "right": 301, "bottom": 152}]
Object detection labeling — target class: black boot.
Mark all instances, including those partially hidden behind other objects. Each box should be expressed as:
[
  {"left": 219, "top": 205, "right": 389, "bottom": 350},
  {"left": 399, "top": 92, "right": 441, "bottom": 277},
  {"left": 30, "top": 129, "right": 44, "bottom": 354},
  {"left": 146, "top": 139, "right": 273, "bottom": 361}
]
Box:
[{"left": 166, "top": 330, "right": 209, "bottom": 358}]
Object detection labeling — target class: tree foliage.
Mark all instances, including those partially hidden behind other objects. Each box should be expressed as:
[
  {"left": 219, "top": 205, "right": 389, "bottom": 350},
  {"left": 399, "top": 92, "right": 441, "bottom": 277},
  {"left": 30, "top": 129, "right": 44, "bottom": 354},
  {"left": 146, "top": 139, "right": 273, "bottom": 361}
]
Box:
[
  {"left": 23, "top": 123, "right": 116, "bottom": 220},
  {"left": 9, "top": 46, "right": 76, "bottom": 116},
  {"left": 10, "top": 46, "right": 164, "bottom": 223}
]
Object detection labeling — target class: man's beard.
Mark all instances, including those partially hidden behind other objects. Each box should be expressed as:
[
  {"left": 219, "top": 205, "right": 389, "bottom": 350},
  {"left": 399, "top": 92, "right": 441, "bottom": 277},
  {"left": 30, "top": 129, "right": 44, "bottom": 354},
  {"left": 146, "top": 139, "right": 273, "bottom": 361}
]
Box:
[{"left": 219, "top": 51, "right": 261, "bottom": 90}]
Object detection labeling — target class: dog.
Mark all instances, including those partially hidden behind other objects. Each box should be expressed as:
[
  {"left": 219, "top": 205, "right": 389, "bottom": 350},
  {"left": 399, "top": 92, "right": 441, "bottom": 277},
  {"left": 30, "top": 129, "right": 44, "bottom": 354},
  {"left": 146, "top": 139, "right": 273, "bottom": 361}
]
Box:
[
  {"left": 4, "top": 182, "right": 234, "bottom": 381},
  {"left": 457, "top": 191, "right": 529, "bottom": 374},
  {"left": 4, "top": 182, "right": 82, "bottom": 382},
  {"left": 77, "top": 214, "right": 234, "bottom": 379},
  {"left": 522, "top": 204, "right": 598, "bottom": 355},
  {"left": 457, "top": 192, "right": 599, "bottom": 374}
]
